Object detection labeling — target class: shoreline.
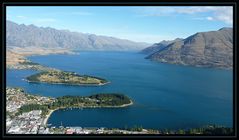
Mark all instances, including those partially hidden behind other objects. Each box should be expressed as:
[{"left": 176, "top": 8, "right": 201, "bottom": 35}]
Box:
[
  {"left": 43, "top": 100, "right": 133, "bottom": 126},
  {"left": 6, "top": 49, "right": 77, "bottom": 69},
  {"left": 43, "top": 109, "right": 56, "bottom": 126},
  {"left": 26, "top": 80, "right": 110, "bottom": 86}
]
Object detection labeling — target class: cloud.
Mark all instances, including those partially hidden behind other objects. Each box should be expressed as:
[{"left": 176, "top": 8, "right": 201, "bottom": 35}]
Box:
[
  {"left": 7, "top": 14, "right": 12, "bottom": 20},
  {"left": 213, "top": 7, "right": 233, "bottom": 24},
  {"left": 16, "top": 15, "right": 27, "bottom": 19},
  {"left": 206, "top": 16, "right": 214, "bottom": 21},
  {"left": 70, "top": 12, "right": 93, "bottom": 16},
  {"left": 35, "top": 18, "right": 57, "bottom": 23},
  {"left": 136, "top": 6, "right": 233, "bottom": 25},
  {"left": 25, "top": 18, "right": 58, "bottom": 26}
]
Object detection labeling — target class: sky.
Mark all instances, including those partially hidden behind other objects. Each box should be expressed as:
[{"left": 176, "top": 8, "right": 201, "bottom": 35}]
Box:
[{"left": 6, "top": 6, "right": 233, "bottom": 43}]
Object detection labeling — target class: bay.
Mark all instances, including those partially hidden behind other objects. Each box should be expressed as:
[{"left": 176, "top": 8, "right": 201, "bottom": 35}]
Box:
[{"left": 6, "top": 51, "right": 233, "bottom": 129}]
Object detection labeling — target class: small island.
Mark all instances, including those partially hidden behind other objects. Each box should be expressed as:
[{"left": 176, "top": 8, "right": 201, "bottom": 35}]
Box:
[{"left": 26, "top": 70, "right": 109, "bottom": 86}]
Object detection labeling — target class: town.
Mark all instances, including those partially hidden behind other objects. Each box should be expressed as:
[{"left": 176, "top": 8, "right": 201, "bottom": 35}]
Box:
[{"left": 6, "top": 87, "right": 154, "bottom": 134}]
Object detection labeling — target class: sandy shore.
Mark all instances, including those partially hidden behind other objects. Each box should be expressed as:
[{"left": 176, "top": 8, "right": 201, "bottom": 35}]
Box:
[
  {"left": 43, "top": 100, "right": 133, "bottom": 125},
  {"left": 118, "top": 100, "right": 133, "bottom": 107},
  {"left": 43, "top": 109, "right": 56, "bottom": 126},
  {"left": 100, "top": 100, "right": 134, "bottom": 108},
  {"left": 43, "top": 100, "right": 133, "bottom": 126}
]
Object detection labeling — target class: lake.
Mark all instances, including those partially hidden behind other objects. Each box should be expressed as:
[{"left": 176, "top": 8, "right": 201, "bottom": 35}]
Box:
[{"left": 6, "top": 51, "right": 233, "bottom": 130}]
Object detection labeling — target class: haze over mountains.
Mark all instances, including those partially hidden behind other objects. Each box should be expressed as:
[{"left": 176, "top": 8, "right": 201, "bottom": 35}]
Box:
[
  {"left": 7, "top": 20, "right": 149, "bottom": 51},
  {"left": 142, "top": 28, "right": 233, "bottom": 69}
]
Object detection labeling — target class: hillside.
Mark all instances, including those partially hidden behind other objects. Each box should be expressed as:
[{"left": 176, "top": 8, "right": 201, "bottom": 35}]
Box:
[
  {"left": 141, "top": 38, "right": 183, "bottom": 55},
  {"left": 145, "top": 28, "right": 233, "bottom": 69}
]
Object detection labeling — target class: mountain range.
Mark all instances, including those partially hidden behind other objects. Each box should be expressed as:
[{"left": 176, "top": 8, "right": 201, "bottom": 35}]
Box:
[
  {"left": 7, "top": 20, "right": 149, "bottom": 51},
  {"left": 7, "top": 20, "right": 233, "bottom": 69},
  {"left": 142, "top": 28, "right": 233, "bottom": 69}
]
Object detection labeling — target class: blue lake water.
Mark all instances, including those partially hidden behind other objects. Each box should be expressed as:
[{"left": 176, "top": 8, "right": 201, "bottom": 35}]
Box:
[{"left": 6, "top": 52, "right": 233, "bottom": 130}]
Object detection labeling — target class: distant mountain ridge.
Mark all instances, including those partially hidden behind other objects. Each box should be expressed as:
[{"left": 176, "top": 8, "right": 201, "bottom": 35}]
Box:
[
  {"left": 7, "top": 20, "right": 150, "bottom": 51},
  {"left": 141, "top": 38, "right": 183, "bottom": 55},
  {"left": 144, "top": 28, "right": 233, "bottom": 69}
]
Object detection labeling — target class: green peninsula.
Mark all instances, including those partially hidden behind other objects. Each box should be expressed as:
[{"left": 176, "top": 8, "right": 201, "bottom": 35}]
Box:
[
  {"left": 49, "top": 93, "right": 133, "bottom": 109},
  {"left": 26, "top": 70, "right": 109, "bottom": 86},
  {"left": 14, "top": 92, "right": 133, "bottom": 116}
]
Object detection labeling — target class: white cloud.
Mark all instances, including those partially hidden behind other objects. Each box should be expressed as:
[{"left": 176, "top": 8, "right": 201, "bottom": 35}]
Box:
[
  {"left": 7, "top": 14, "right": 12, "bottom": 20},
  {"left": 136, "top": 6, "right": 233, "bottom": 25},
  {"left": 25, "top": 18, "right": 58, "bottom": 26},
  {"left": 35, "top": 18, "right": 56, "bottom": 23},
  {"left": 16, "top": 15, "right": 27, "bottom": 19},
  {"left": 213, "top": 7, "right": 233, "bottom": 25},
  {"left": 70, "top": 12, "right": 93, "bottom": 16},
  {"left": 206, "top": 16, "right": 214, "bottom": 21},
  {"left": 192, "top": 17, "right": 205, "bottom": 20}
]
